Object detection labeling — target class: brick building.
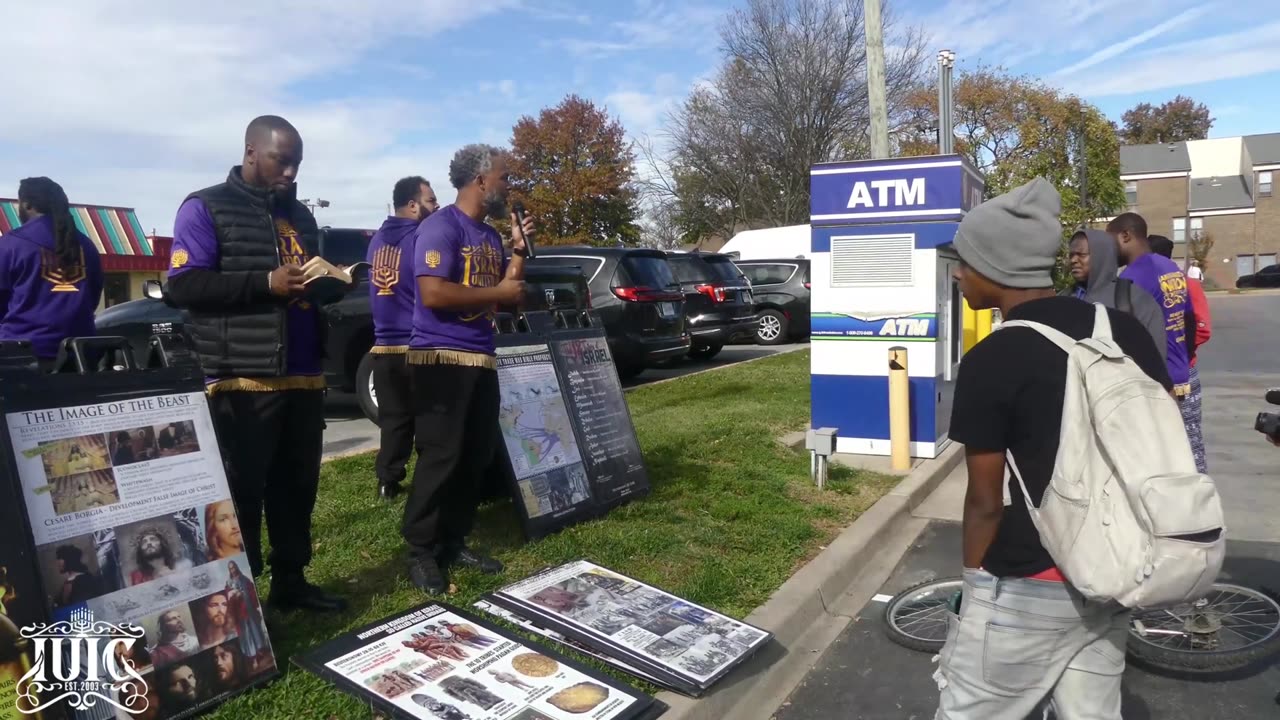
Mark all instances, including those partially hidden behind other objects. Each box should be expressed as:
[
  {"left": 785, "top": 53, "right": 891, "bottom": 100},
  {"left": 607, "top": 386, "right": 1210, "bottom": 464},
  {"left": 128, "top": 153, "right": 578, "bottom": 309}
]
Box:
[{"left": 1108, "top": 133, "right": 1279, "bottom": 289}]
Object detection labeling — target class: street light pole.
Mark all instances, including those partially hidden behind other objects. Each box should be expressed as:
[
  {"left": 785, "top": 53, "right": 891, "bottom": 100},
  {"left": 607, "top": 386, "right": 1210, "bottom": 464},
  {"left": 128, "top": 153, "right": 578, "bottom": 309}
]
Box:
[
  {"left": 937, "top": 50, "right": 956, "bottom": 154},
  {"left": 864, "top": 0, "right": 890, "bottom": 159}
]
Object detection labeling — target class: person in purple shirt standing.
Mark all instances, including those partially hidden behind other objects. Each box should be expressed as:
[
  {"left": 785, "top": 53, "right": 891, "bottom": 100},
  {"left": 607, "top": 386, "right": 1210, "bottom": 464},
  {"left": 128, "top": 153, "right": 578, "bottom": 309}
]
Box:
[
  {"left": 1108, "top": 212, "right": 1203, "bottom": 470},
  {"left": 368, "top": 176, "right": 438, "bottom": 500},
  {"left": 0, "top": 177, "right": 102, "bottom": 368},
  {"left": 401, "top": 144, "right": 533, "bottom": 595},
  {"left": 166, "top": 115, "right": 346, "bottom": 615}
]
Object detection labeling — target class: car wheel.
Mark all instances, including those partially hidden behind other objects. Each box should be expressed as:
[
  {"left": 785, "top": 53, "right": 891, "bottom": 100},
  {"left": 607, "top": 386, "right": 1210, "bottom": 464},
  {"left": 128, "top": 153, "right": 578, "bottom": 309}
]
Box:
[
  {"left": 616, "top": 360, "right": 644, "bottom": 380},
  {"left": 756, "top": 310, "right": 789, "bottom": 345},
  {"left": 688, "top": 343, "right": 723, "bottom": 361},
  {"left": 355, "top": 353, "right": 379, "bottom": 423}
]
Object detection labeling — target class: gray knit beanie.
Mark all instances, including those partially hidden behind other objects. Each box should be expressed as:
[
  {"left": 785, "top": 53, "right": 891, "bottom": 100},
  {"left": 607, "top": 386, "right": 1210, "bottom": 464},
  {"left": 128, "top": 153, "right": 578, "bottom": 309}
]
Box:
[{"left": 952, "top": 177, "right": 1062, "bottom": 288}]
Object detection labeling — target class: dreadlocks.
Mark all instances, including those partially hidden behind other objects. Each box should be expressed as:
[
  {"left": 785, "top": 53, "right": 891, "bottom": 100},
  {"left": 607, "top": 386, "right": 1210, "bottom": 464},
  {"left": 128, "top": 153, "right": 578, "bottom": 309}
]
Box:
[{"left": 18, "top": 177, "right": 80, "bottom": 276}]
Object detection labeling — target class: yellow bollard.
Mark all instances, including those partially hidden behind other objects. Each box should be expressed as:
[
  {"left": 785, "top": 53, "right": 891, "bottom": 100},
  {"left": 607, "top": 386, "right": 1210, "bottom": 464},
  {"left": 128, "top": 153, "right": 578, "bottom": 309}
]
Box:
[
  {"left": 888, "top": 346, "right": 910, "bottom": 471},
  {"left": 976, "top": 307, "right": 993, "bottom": 343}
]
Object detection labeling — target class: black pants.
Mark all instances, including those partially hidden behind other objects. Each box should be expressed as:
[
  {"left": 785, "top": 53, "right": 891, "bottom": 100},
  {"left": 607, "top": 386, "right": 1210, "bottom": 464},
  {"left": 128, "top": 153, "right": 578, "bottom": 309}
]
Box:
[
  {"left": 401, "top": 363, "right": 500, "bottom": 558},
  {"left": 209, "top": 389, "right": 325, "bottom": 578},
  {"left": 372, "top": 353, "right": 415, "bottom": 487}
]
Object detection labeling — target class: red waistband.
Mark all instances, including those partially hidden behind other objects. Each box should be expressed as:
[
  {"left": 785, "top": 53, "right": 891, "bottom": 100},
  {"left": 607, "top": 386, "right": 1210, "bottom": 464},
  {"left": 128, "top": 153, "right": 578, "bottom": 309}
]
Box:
[{"left": 1027, "top": 566, "right": 1065, "bottom": 582}]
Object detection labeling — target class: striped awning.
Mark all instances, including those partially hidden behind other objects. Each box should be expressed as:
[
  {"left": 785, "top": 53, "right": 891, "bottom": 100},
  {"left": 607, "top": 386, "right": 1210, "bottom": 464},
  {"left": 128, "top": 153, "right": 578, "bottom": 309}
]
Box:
[{"left": 0, "top": 199, "right": 170, "bottom": 272}]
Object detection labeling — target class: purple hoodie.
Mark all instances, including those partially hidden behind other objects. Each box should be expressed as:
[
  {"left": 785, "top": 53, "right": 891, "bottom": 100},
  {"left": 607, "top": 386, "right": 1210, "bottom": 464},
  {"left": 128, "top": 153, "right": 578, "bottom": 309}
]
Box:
[
  {"left": 367, "top": 216, "right": 420, "bottom": 348},
  {"left": 0, "top": 216, "right": 103, "bottom": 359}
]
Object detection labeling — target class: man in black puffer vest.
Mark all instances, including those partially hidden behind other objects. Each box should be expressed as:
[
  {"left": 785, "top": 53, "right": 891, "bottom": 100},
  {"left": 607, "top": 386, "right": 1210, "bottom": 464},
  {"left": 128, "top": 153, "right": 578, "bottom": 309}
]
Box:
[{"left": 167, "top": 115, "right": 346, "bottom": 615}]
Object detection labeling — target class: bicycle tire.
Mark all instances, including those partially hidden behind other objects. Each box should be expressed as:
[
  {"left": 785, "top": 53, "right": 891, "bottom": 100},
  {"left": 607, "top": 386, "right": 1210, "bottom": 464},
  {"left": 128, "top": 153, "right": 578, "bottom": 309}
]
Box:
[
  {"left": 882, "top": 578, "right": 962, "bottom": 654},
  {"left": 1126, "top": 583, "right": 1280, "bottom": 676}
]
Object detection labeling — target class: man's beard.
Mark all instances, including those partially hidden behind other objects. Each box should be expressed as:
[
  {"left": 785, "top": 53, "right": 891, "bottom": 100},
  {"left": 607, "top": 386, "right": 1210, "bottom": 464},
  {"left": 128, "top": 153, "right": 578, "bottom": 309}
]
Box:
[{"left": 483, "top": 190, "right": 507, "bottom": 220}]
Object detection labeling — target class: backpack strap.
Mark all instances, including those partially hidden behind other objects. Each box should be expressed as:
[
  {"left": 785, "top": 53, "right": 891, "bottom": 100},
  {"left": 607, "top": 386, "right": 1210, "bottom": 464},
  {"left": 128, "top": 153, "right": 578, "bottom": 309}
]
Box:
[
  {"left": 997, "top": 319, "right": 1077, "bottom": 354},
  {"left": 1005, "top": 451, "right": 1041, "bottom": 519},
  {"left": 1115, "top": 279, "right": 1134, "bottom": 315},
  {"left": 1091, "top": 302, "right": 1113, "bottom": 341}
]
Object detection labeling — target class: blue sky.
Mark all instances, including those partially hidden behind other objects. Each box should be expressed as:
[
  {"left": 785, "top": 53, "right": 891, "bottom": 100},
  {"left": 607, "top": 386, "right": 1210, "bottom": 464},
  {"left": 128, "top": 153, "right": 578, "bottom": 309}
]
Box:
[{"left": 1, "top": 0, "right": 1275, "bottom": 236}]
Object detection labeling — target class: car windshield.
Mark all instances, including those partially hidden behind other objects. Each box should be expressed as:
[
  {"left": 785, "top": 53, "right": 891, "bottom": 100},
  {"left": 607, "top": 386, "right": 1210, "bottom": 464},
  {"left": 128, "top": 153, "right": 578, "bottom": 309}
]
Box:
[
  {"left": 322, "top": 229, "right": 372, "bottom": 266},
  {"left": 617, "top": 254, "right": 677, "bottom": 289},
  {"left": 702, "top": 257, "right": 744, "bottom": 284},
  {"left": 668, "top": 256, "right": 712, "bottom": 283}
]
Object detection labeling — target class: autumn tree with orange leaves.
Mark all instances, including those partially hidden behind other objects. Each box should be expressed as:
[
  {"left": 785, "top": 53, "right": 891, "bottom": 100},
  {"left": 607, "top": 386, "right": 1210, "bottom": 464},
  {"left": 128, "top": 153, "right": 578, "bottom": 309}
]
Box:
[{"left": 507, "top": 95, "right": 641, "bottom": 247}]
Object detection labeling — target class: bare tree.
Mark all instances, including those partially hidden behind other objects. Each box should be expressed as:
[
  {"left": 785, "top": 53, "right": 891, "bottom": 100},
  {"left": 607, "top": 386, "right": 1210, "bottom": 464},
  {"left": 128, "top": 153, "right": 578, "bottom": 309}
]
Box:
[{"left": 665, "top": 0, "right": 928, "bottom": 234}]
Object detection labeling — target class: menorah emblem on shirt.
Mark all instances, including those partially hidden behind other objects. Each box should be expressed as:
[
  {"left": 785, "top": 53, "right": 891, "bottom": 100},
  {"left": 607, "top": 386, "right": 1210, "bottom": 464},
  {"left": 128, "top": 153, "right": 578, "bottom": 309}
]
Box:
[
  {"left": 372, "top": 245, "right": 401, "bottom": 296},
  {"left": 40, "top": 249, "right": 86, "bottom": 292}
]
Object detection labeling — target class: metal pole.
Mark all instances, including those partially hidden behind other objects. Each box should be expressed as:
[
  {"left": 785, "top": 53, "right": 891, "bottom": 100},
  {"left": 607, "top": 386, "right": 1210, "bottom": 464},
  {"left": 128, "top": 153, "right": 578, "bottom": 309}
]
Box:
[
  {"left": 864, "top": 0, "right": 890, "bottom": 159},
  {"left": 937, "top": 50, "right": 955, "bottom": 154}
]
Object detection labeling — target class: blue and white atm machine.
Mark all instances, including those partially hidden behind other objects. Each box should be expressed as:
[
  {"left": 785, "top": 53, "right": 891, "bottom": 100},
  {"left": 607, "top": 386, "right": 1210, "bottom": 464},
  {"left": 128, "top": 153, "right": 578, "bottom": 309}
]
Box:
[{"left": 809, "top": 155, "right": 985, "bottom": 459}]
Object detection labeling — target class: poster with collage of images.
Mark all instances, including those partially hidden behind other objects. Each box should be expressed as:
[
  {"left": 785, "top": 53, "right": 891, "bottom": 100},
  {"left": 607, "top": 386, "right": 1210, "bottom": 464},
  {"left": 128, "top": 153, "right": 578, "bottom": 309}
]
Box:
[
  {"left": 486, "top": 562, "right": 771, "bottom": 696},
  {"left": 296, "top": 603, "right": 661, "bottom": 720},
  {"left": 3, "top": 390, "right": 276, "bottom": 719}
]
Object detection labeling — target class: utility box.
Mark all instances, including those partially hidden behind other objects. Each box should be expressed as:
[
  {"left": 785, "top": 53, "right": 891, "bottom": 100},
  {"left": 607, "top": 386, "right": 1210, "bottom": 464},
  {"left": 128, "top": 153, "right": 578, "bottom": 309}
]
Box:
[{"left": 808, "top": 154, "right": 985, "bottom": 459}]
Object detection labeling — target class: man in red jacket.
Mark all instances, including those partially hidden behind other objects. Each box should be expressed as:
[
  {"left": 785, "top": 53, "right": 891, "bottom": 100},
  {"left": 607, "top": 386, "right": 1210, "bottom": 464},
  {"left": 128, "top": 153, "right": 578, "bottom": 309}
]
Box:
[{"left": 1151, "top": 236, "right": 1211, "bottom": 471}]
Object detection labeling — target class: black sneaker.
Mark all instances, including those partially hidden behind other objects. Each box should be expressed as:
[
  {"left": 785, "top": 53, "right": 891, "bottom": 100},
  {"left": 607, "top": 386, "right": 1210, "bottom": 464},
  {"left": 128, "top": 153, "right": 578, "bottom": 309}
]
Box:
[
  {"left": 448, "top": 547, "right": 504, "bottom": 575},
  {"left": 408, "top": 556, "right": 449, "bottom": 595},
  {"left": 269, "top": 574, "right": 348, "bottom": 613},
  {"left": 378, "top": 483, "right": 403, "bottom": 500}
]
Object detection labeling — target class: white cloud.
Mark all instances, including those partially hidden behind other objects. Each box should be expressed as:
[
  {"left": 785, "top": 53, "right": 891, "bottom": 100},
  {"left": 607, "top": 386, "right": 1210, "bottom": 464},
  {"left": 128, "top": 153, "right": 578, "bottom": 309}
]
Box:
[
  {"left": 1057, "top": 20, "right": 1280, "bottom": 97},
  {"left": 1052, "top": 6, "right": 1208, "bottom": 77},
  {"left": 555, "top": 1, "right": 722, "bottom": 59},
  {"left": 0, "top": 0, "right": 519, "bottom": 234}
]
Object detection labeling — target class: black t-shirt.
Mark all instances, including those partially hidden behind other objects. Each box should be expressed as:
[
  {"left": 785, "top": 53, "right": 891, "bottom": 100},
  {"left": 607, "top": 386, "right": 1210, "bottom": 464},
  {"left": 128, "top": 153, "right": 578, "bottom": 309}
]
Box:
[{"left": 949, "top": 296, "right": 1173, "bottom": 577}]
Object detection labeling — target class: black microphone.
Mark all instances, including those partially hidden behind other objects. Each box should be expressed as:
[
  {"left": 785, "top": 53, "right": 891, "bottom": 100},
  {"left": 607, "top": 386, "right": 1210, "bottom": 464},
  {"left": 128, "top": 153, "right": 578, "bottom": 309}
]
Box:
[
  {"left": 511, "top": 201, "right": 535, "bottom": 259},
  {"left": 1266, "top": 388, "right": 1280, "bottom": 406}
]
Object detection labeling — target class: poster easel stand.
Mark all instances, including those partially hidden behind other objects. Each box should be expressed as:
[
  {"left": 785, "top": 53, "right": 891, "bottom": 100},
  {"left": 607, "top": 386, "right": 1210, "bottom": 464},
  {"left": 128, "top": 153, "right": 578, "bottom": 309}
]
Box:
[{"left": 0, "top": 334, "right": 281, "bottom": 720}]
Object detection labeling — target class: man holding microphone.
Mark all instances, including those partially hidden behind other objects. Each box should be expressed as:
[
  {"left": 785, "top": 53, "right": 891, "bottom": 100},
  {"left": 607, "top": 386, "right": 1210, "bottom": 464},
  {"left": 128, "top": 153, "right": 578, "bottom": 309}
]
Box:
[{"left": 400, "top": 144, "right": 533, "bottom": 595}]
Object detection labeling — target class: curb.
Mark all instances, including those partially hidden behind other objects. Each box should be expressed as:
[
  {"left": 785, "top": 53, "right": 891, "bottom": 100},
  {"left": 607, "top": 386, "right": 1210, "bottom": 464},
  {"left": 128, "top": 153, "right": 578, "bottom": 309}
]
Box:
[{"left": 654, "top": 441, "right": 964, "bottom": 720}]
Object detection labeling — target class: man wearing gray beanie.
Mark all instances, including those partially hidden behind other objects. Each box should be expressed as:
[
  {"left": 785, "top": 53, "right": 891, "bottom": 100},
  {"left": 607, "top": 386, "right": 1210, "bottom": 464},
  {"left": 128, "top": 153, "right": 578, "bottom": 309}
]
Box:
[{"left": 935, "top": 178, "right": 1172, "bottom": 720}]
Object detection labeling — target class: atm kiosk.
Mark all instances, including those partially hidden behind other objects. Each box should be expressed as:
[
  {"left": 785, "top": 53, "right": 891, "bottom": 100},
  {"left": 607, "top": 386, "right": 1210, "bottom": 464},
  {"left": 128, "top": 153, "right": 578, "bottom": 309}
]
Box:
[{"left": 808, "top": 154, "right": 985, "bottom": 459}]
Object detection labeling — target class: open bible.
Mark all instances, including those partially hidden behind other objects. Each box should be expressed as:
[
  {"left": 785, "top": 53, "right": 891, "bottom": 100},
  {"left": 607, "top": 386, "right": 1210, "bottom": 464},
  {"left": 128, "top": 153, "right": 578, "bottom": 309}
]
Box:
[{"left": 300, "top": 257, "right": 368, "bottom": 299}]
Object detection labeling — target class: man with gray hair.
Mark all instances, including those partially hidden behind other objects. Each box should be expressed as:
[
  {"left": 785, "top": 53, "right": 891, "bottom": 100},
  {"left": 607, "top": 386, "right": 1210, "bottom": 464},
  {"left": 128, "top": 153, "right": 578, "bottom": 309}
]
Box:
[
  {"left": 935, "top": 178, "right": 1171, "bottom": 719},
  {"left": 400, "top": 144, "right": 534, "bottom": 594}
]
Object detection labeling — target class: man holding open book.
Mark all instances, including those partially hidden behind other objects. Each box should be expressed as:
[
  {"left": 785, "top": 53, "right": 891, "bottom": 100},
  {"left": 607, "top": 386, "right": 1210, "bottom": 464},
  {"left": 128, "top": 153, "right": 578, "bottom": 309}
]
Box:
[
  {"left": 401, "top": 144, "right": 534, "bottom": 595},
  {"left": 167, "top": 115, "right": 348, "bottom": 616}
]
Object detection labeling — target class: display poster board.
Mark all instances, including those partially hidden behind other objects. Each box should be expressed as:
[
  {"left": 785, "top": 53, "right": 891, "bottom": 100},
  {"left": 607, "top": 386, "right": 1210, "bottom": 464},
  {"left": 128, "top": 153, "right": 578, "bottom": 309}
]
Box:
[
  {"left": 0, "top": 365, "right": 277, "bottom": 720},
  {"left": 495, "top": 344, "right": 597, "bottom": 540},
  {"left": 486, "top": 562, "right": 771, "bottom": 697},
  {"left": 294, "top": 602, "right": 662, "bottom": 720},
  {"left": 546, "top": 332, "right": 649, "bottom": 512}
]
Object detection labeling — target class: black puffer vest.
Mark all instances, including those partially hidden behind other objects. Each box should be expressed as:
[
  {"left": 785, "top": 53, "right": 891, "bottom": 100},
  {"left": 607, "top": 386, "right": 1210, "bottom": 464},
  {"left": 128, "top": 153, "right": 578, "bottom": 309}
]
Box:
[{"left": 185, "top": 167, "right": 320, "bottom": 378}]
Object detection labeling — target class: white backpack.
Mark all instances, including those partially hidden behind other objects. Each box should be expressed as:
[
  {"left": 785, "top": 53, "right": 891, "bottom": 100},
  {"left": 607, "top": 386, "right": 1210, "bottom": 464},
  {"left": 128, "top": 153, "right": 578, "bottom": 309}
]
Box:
[{"left": 1000, "top": 303, "right": 1225, "bottom": 609}]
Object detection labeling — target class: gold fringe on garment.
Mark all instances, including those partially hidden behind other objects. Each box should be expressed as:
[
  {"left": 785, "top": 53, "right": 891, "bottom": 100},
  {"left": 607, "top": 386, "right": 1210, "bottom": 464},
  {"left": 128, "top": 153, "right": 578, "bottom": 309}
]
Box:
[
  {"left": 1173, "top": 383, "right": 1191, "bottom": 398},
  {"left": 368, "top": 345, "right": 409, "bottom": 354},
  {"left": 206, "top": 376, "right": 328, "bottom": 394},
  {"left": 406, "top": 349, "right": 497, "bottom": 370}
]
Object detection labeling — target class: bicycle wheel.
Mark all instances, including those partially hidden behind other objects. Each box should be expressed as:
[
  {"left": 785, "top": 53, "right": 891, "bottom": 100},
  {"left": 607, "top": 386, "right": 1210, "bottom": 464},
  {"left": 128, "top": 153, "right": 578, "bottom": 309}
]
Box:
[
  {"left": 1127, "top": 583, "right": 1280, "bottom": 675},
  {"left": 882, "top": 578, "right": 963, "bottom": 653}
]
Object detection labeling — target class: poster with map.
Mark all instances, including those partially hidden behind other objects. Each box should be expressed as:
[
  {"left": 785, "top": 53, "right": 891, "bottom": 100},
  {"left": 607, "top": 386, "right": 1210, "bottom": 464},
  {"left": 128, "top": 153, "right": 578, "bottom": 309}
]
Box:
[{"left": 495, "top": 345, "right": 595, "bottom": 538}]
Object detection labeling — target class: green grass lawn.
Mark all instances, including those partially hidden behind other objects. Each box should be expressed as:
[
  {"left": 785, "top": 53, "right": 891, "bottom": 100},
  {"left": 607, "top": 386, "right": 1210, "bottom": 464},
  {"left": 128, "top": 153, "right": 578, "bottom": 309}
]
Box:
[{"left": 210, "top": 349, "right": 896, "bottom": 718}]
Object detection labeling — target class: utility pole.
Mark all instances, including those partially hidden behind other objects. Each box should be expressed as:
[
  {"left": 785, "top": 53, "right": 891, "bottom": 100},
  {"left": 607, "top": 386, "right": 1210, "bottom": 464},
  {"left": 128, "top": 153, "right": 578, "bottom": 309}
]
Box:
[{"left": 864, "top": 0, "right": 890, "bottom": 159}]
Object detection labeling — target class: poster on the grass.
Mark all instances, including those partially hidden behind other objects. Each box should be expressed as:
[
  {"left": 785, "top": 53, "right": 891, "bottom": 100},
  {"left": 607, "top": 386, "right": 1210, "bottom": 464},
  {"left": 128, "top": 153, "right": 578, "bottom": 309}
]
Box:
[
  {"left": 490, "top": 561, "right": 771, "bottom": 693},
  {"left": 547, "top": 335, "right": 649, "bottom": 511},
  {"left": 295, "top": 602, "right": 659, "bottom": 720},
  {"left": 495, "top": 344, "right": 596, "bottom": 538},
  {"left": 1, "top": 378, "right": 277, "bottom": 720}
]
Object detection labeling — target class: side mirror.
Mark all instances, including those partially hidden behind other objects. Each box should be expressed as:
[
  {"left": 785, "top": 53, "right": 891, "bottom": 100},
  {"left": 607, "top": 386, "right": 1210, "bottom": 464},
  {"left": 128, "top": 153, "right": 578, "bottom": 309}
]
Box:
[{"left": 142, "top": 280, "right": 164, "bottom": 301}]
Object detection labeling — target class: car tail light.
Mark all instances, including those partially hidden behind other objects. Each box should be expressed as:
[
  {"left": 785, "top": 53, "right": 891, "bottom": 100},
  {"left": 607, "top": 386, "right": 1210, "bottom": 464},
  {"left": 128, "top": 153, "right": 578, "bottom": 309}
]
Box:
[
  {"left": 695, "top": 283, "right": 727, "bottom": 302},
  {"left": 613, "top": 286, "right": 682, "bottom": 303},
  {"left": 803, "top": 282, "right": 811, "bottom": 289}
]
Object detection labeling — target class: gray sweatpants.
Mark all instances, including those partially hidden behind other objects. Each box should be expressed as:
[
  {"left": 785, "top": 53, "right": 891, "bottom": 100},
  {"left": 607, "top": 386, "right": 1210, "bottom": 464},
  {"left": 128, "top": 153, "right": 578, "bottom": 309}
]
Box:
[{"left": 934, "top": 568, "right": 1131, "bottom": 720}]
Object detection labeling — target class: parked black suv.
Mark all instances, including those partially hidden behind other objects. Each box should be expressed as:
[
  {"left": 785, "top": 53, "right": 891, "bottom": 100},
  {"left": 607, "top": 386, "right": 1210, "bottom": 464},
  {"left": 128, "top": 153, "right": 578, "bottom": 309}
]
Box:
[
  {"left": 734, "top": 258, "right": 811, "bottom": 344},
  {"left": 1237, "top": 264, "right": 1280, "bottom": 289},
  {"left": 664, "top": 252, "right": 755, "bottom": 359},
  {"left": 94, "top": 226, "right": 589, "bottom": 420},
  {"left": 530, "top": 247, "right": 689, "bottom": 378}
]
